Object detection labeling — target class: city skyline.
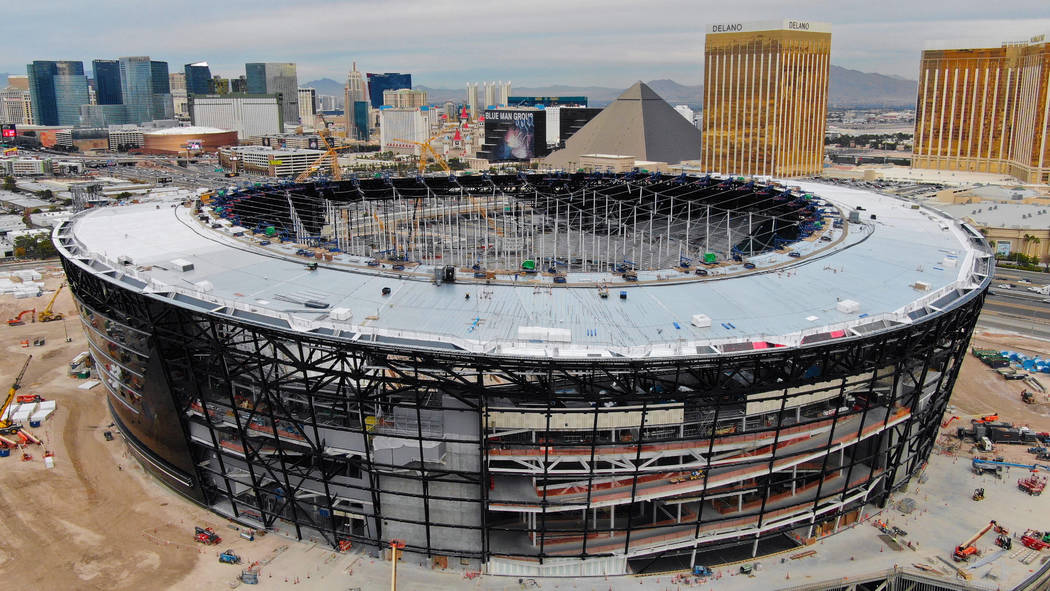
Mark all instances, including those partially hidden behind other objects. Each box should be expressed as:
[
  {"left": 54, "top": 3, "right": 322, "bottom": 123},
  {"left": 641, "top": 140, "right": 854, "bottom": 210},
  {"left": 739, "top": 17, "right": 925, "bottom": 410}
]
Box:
[{"left": 3, "top": 1, "right": 1048, "bottom": 88}]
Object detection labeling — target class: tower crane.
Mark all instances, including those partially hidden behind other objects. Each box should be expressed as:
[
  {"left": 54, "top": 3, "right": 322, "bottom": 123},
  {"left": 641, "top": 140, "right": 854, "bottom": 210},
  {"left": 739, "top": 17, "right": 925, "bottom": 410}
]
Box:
[
  {"left": 392, "top": 134, "right": 450, "bottom": 175},
  {"left": 295, "top": 113, "right": 354, "bottom": 182},
  {"left": 38, "top": 282, "right": 65, "bottom": 322}
]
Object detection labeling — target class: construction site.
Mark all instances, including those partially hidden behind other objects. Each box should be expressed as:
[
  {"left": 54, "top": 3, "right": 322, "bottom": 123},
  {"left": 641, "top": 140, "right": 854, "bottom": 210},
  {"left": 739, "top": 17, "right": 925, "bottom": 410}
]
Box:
[{"left": 3, "top": 173, "right": 1050, "bottom": 590}]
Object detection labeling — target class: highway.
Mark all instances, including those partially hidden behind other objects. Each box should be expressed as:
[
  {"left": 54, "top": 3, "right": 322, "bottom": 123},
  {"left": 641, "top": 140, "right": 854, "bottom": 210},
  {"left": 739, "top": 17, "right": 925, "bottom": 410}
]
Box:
[{"left": 979, "top": 267, "right": 1050, "bottom": 339}]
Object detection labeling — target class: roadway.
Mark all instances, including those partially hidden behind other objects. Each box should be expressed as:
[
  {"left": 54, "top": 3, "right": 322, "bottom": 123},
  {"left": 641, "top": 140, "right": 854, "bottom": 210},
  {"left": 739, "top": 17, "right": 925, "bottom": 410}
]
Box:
[{"left": 978, "top": 267, "right": 1050, "bottom": 339}]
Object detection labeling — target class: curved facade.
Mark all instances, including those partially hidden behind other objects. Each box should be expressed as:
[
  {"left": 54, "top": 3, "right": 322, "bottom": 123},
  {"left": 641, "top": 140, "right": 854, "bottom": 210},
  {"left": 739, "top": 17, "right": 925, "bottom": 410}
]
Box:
[{"left": 56, "top": 173, "right": 991, "bottom": 576}]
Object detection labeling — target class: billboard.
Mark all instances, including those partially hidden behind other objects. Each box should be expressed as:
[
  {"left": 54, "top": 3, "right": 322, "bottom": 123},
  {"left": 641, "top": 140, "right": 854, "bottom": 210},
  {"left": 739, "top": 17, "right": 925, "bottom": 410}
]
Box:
[
  {"left": 1, "top": 124, "right": 15, "bottom": 139},
  {"left": 481, "top": 110, "right": 547, "bottom": 161}
]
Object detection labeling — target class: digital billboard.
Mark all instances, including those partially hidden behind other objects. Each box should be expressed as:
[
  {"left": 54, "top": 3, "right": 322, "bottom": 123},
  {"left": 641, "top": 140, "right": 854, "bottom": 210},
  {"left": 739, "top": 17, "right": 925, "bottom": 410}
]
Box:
[
  {"left": 480, "top": 109, "right": 547, "bottom": 161},
  {"left": 1, "top": 124, "right": 15, "bottom": 139}
]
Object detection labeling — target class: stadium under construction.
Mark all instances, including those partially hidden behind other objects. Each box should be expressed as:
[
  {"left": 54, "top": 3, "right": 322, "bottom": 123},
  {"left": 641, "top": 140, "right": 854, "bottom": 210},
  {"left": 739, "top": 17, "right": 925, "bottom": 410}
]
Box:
[{"left": 55, "top": 172, "right": 991, "bottom": 576}]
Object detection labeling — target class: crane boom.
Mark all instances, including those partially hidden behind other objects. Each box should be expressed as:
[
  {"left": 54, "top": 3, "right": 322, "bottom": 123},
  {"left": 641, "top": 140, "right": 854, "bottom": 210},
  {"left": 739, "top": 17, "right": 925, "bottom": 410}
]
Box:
[
  {"left": 954, "top": 520, "right": 997, "bottom": 561},
  {"left": 392, "top": 134, "right": 450, "bottom": 175},
  {"left": 2, "top": 355, "right": 32, "bottom": 428},
  {"left": 39, "top": 282, "right": 65, "bottom": 322}
]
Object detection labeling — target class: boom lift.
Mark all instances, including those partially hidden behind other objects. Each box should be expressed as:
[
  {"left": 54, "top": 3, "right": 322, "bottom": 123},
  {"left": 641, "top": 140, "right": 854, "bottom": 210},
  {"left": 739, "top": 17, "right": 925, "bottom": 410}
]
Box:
[
  {"left": 389, "top": 539, "right": 406, "bottom": 591},
  {"left": 954, "top": 520, "right": 997, "bottom": 561},
  {"left": 38, "top": 282, "right": 65, "bottom": 322}
]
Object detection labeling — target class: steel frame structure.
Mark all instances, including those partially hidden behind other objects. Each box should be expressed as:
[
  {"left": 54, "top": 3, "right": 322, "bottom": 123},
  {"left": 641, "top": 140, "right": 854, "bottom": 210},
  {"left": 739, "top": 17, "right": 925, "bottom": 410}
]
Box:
[{"left": 57, "top": 174, "right": 990, "bottom": 577}]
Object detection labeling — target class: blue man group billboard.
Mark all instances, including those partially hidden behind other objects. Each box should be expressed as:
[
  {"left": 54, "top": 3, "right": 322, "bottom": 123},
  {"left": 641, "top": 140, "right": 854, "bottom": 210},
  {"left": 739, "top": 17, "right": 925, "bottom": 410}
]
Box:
[{"left": 482, "top": 109, "right": 547, "bottom": 161}]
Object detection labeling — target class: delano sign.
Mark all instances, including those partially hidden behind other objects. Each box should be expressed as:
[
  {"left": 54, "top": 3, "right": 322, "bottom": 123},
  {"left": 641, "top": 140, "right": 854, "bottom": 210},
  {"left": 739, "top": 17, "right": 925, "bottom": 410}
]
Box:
[{"left": 708, "top": 20, "right": 830, "bottom": 34}]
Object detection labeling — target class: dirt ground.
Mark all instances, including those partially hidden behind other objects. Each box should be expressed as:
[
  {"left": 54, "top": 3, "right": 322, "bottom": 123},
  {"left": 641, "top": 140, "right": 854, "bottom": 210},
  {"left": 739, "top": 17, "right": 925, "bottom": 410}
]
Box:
[
  {"left": 939, "top": 329, "right": 1050, "bottom": 466},
  {"left": 950, "top": 330, "right": 1050, "bottom": 431},
  {"left": 0, "top": 271, "right": 290, "bottom": 590}
]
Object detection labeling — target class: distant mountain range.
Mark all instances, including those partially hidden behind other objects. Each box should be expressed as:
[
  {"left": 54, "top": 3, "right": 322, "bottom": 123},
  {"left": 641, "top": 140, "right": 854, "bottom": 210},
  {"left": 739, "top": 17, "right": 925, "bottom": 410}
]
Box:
[{"left": 304, "top": 66, "right": 917, "bottom": 110}]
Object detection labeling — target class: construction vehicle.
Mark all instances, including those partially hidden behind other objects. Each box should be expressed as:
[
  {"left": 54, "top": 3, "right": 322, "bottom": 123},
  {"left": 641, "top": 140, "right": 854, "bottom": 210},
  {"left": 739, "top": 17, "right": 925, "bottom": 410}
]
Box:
[
  {"left": 973, "top": 457, "right": 1050, "bottom": 473},
  {"left": 1018, "top": 474, "right": 1047, "bottom": 495},
  {"left": 7, "top": 309, "right": 35, "bottom": 326},
  {"left": 1022, "top": 390, "right": 1036, "bottom": 404},
  {"left": 38, "top": 283, "right": 64, "bottom": 322},
  {"left": 218, "top": 549, "right": 242, "bottom": 564},
  {"left": 996, "top": 535, "right": 1013, "bottom": 550},
  {"left": 1021, "top": 530, "right": 1050, "bottom": 551},
  {"left": 953, "top": 520, "right": 997, "bottom": 561},
  {"left": 194, "top": 526, "right": 222, "bottom": 545},
  {"left": 393, "top": 134, "right": 450, "bottom": 176},
  {"left": 972, "top": 487, "right": 985, "bottom": 501},
  {"left": 692, "top": 565, "right": 713, "bottom": 577},
  {"left": 974, "top": 413, "right": 1000, "bottom": 424},
  {"left": 294, "top": 115, "right": 354, "bottom": 182},
  {"left": 941, "top": 415, "right": 960, "bottom": 428},
  {"left": 2, "top": 356, "right": 32, "bottom": 429}
]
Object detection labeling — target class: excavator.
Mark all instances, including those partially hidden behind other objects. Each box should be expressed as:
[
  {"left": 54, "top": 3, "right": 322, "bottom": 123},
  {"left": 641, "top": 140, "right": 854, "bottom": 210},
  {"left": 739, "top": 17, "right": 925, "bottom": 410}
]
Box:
[
  {"left": 38, "top": 282, "right": 65, "bottom": 322},
  {"left": 954, "top": 520, "right": 997, "bottom": 561},
  {"left": 7, "top": 309, "right": 35, "bottom": 326},
  {"left": 973, "top": 413, "right": 999, "bottom": 424}
]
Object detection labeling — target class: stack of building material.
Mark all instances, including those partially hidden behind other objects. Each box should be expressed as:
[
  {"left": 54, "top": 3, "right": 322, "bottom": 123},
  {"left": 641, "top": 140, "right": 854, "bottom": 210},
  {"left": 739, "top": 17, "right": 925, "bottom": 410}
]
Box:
[
  {"left": 31, "top": 400, "right": 56, "bottom": 423},
  {"left": 0, "top": 273, "right": 44, "bottom": 296},
  {"left": 12, "top": 269, "right": 42, "bottom": 281}
]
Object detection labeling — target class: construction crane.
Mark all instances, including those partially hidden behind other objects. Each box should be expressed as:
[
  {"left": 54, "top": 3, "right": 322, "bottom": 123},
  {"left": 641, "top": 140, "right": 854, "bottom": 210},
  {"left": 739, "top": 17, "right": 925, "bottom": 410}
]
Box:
[
  {"left": 2, "top": 355, "right": 32, "bottom": 429},
  {"left": 954, "top": 520, "right": 997, "bottom": 561},
  {"left": 392, "top": 134, "right": 450, "bottom": 175},
  {"left": 295, "top": 114, "right": 354, "bottom": 182},
  {"left": 7, "top": 309, "right": 35, "bottom": 326},
  {"left": 38, "top": 282, "right": 65, "bottom": 322}
]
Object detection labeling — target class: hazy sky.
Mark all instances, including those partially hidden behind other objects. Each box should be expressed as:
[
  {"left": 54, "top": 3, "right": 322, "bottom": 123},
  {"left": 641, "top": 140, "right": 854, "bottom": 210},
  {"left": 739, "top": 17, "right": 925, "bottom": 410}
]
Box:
[{"left": 5, "top": 1, "right": 1049, "bottom": 88}]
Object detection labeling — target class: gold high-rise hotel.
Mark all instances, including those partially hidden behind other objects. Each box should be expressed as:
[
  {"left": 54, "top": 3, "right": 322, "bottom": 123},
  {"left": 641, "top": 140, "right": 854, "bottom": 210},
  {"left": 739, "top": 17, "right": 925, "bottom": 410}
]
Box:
[
  {"left": 913, "top": 36, "right": 1050, "bottom": 184},
  {"left": 702, "top": 20, "right": 831, "bottom": 178}
]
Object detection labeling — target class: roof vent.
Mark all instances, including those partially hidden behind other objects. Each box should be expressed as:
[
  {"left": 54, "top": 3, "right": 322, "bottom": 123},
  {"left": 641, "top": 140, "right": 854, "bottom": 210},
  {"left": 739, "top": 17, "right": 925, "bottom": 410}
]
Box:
[
  {"left": 170, "top": 258, "right": 194, "bottom": 272},
  {"left": 836, "top": 299, "right": 860, "bottom": 314},
  {"left": 690, "top": 314, "right": 712, "bottom": 328},
  {"left": 329, "top": 307, "right": 352, "bottom": 321}
]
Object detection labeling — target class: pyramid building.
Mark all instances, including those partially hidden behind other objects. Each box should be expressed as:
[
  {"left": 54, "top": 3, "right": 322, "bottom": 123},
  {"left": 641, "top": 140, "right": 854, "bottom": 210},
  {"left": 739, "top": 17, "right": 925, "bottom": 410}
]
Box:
[{"left": 544, "top": 81, "right": 700, "bottom": 169}]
